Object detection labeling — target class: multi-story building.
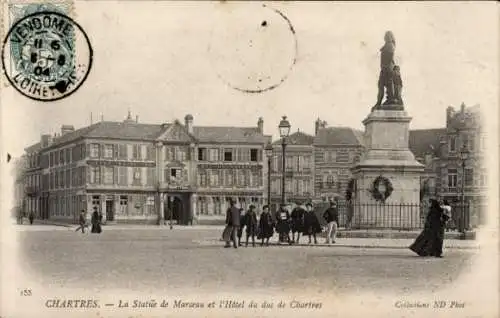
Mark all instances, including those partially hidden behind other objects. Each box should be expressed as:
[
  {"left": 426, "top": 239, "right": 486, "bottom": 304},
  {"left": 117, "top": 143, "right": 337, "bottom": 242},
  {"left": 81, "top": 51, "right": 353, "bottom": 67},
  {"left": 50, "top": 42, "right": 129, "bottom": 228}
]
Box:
[
  {"left": 438, "top": 103, "right": 486, "bottom": 205},
  {"left": 313, "top": 119, "right": 364, "bottom": 202},
  {"left": 269, "top": 130, "right": 314, "bottom": 212},
  {"left": 23, "top": 112, "right": 268, "bottom": 225},
  {"left": 12, "top": 156, "right": 27, "bottom": 218},
  {"left": 23, "top": 140, "right": 45, "bottom": 219}
]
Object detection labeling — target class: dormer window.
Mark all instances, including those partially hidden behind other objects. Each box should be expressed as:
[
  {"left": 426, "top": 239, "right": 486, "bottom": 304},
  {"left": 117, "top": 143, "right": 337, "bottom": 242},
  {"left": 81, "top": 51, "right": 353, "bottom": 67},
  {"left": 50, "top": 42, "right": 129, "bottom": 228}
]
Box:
[{"left": 448, "top": 136, "right": 457, "bottom": 152}]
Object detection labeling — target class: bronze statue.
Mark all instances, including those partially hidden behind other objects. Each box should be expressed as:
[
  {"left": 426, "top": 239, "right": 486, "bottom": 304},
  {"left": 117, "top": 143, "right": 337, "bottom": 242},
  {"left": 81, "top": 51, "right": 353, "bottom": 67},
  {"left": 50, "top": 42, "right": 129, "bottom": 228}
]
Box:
[{"left": 372, "top": 31, "right": 404, "bottom": 111}]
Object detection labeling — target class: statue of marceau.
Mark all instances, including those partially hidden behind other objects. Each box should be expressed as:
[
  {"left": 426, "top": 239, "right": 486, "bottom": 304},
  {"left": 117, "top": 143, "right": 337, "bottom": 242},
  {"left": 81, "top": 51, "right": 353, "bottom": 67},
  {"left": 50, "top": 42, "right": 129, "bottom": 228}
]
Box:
[{"left": 372, "top": 31, "right": 404, "bottom": 111}]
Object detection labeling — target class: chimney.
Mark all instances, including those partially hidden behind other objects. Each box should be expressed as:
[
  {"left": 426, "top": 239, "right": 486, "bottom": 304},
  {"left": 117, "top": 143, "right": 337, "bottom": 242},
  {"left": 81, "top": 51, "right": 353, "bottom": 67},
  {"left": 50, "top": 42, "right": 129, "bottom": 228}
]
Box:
[
  {"left": 460, "top": 102, "right": 466, "bottom": 114},
  {"left": 40, "top": 134, "right": 53, "bottom": 147},
  {"left": 315, "top": 118, "right": 321, "bottom": 135},
  {"left": 257, "top": 117, "right": 264, "bottom": 134},
  {"left": 60, "top": 125, "right": 75, "bottom": 136},
  {"left": 184, "top": 114, "right": 194, "bottom": 134},
  {"left": 136, "top": 115, "right": 139, "bottom": 123}
]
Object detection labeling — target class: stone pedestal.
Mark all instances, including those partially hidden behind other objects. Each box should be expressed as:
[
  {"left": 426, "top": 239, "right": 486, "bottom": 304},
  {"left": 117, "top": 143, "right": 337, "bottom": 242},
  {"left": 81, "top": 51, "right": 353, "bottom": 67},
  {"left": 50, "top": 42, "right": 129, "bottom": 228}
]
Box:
[{"left": 351, "top": 109, "right": 424, "bottom": 229}]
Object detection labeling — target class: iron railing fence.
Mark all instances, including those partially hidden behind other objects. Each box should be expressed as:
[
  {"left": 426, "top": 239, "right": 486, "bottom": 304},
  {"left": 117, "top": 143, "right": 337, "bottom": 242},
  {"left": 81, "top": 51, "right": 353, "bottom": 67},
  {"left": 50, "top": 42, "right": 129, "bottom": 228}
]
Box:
[{"left": 312, "top": 201, "right": 484, "bottom": 232}]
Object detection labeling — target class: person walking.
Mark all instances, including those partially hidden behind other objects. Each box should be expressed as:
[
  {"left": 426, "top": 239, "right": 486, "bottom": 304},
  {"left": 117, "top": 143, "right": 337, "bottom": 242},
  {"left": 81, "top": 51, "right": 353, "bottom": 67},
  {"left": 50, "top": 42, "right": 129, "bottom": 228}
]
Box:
[
  {"left": 323, "top": 200, "right": 339, "bottom": 244},
  {"left": 257, "top": 205, "right": 274, "bottom": 246},
  {"left": 244, "top": 205, "right": 258, "bottom": 247},
  {"left": 224, "top": 199, "right": 240, "bottom": 249},
  {"left": 75, "top": 210, "right": 88, "bottom": 233},
  {"left": 91, "top": 207, "right": 102, "bottom": 234},
  {"left": 290, "top": 202, "right": 305, "bottom": 244},
  {"left": 409, "top": 199, "right": 447, "bottom": 258},
  {"left": 28, "top": 211, "right": 35, "bottom": 225},
  {"left": 302, "top": 202, "right": 321, "bottom": 244}
]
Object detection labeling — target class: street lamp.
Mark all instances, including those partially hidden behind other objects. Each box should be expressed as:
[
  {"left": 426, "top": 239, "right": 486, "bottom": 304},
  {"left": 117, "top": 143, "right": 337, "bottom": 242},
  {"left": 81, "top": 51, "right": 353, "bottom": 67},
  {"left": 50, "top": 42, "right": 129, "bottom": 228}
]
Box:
[
  {"left": 459, "top": 145, "right": 469, "bottom": 232},
  {"left": 278, "top": 116, "right": 291, "bottom": 206},
  {"left": 265, "top": 143, "right": 273, "bottom": 207}
]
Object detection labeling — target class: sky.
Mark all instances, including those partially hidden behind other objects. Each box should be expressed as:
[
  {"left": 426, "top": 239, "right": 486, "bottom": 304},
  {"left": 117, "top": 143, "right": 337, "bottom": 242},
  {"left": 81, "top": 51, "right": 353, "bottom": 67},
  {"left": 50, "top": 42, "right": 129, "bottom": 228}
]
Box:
[{"left": 1, "top": 1, "right": 498, "bottom": 157}]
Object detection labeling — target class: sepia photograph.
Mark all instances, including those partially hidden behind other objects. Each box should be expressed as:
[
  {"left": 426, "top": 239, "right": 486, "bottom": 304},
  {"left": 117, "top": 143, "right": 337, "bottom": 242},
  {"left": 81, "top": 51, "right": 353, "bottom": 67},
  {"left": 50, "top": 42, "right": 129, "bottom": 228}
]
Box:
[{"left": 1, "top": 1, "right": 498, "bottom": 317}]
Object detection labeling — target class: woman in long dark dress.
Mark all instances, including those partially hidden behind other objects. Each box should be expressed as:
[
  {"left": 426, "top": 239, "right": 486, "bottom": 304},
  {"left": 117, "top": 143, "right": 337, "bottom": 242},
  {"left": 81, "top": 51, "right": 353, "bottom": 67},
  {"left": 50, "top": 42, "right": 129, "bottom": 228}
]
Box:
[
  {"left": 409, "top": 199, "right": 446, "bottom": 257},
  {"left": 302, "top": 202, "right": 322, "bottom": 244},
  {"left": 257, "top": 205, "right": 274, "bottom": 246},
  {"left": 276, "top": 205, "right": 291, "bottom": 244},
  {"left": 91, "top": 210, "right": 102, "bottom": 234}
]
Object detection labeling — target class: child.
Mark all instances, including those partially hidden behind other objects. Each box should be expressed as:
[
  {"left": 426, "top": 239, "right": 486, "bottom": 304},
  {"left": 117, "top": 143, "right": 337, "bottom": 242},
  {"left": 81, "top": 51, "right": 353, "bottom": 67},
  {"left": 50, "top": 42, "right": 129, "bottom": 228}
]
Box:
[{"left": 393, "top": 65, "right": 403, "bottom": 105}]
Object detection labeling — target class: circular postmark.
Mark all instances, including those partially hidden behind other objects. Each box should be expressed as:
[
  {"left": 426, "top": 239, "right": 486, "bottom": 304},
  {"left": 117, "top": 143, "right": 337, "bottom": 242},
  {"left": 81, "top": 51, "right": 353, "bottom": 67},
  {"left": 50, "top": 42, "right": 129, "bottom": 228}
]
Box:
[
  {"left": 209, "top": 4, "right": 297, "bottom": 94},
  {"left": 2, "top": 11, "right": 92, "bottom": 101}
]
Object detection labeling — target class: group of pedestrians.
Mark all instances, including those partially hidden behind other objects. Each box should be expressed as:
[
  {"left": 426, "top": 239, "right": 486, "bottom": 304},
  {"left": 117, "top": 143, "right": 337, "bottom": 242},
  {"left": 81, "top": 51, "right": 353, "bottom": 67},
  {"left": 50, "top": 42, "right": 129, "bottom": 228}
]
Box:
[
  {"left": 222, "top": 199, "right": 340, "bottom": 248},
  {"left": 75, "top": 207, "right": 103, "bottom": 234}
]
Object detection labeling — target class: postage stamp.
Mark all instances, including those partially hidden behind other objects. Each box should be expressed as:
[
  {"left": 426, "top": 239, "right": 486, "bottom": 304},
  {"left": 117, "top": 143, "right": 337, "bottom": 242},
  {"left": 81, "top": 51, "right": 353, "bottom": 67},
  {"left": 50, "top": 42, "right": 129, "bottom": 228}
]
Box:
[{"left": 2, "top": 3, "right": 91, "bottom": 101}]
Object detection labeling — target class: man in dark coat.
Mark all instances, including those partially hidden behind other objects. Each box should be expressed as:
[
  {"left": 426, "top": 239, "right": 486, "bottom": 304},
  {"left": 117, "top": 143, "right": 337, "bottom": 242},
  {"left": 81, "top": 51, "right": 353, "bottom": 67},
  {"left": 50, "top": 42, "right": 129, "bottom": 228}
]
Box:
[
  {"left": 323, "top": 200, "right": 339, "bottom": 244},
  {"left": 75, "top": 210, "right": 88, "bottom": 233},
  {"left": 258, "top": 205, "right": 274, "bottom": 246},
  {"left": 28, "top": 211, "right": 35, "bottom": 225},
  {"left": 224, "top": 199, "right": 240, "bottom": 249},
  {"left": 290, "top": 202, "right": 305, "bottom": 244},
  {"left": 244, "top": 205, "right": 258, "bottom": 247},
  {"left": 91, "top": 207, "right": 102, "bottom": 234},
  {"left": 303, "top": 202, "right": 321, "bottom": 244},
  {"left": 237, "top": 208, "right": 245, "bottom": 247}
]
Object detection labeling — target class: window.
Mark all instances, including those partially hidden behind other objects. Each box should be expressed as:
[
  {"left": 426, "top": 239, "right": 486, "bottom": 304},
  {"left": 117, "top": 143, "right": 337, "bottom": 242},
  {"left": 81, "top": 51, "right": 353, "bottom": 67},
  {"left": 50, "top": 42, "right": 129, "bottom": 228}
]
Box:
[
  {"left": 104, "top": 144, "right": 113, "bottom": 158},
  {"left": 59, "top": 150, "right": 64, "bottom": 164},
  {"left": 224, "top": 149, "right": 233, "bottom": 162},
  {"left": 133, "top": 168, "right": 141, "bottom": 181},
  {"left": 336, "top": 150, "right": 349, "bottom": 163},
  {"left": 326, "top": 175, "right": 335, "bottom": 188},
  {"left": 468, "top": 138, "right": 475, "bottom": 152},
  {"left": 209, "top": 149, "right": 219, "bottom": 161},
  {"left": 132, "top": 145, "right": 141, "bottom": 160},
  {"left": 49, "top": 152, "right": 54, "bottom": 167},
  {"left": 198, "top": 197, "right": 206, "bottom": 215},
  {"left": 58, "top": 171, "right": 63, "bottom": 188},
  {"left": 479, "top": 169, "right": 487, "bottom": 187},
  {"left": 118, "top": 144, "right": 127, "bottom": 159},
  {"left": 65, "top": 169, "right": 71, "bottom": 188},
  {"left": 198, "top": 148, "right": 206, "bottom": 161},
  {"left": 103, "top": 167, "right": 114, "bottom": 184},
  {"left": 285, "top": 180, "right": 292, "bottom": 193},
  {"left": 447, "top": 169, "right": 457, "bottom": 188},
  {"left": 146, "top": 168, "right": 154, "bottom": 185},
  {"left": 170, "top": 168, "right": 182, "bottom": 181},
  {"left": 65, "top": 148, "right": 71, "bottom": 163},
  {"left": 250, "top": 149, "right": 258, "bottom": 162},
  {"left": 197, "top": 171, "right": 207, "bottom": 187},
  {"left": 90, "top": 166, "right": 101, "bottom": 184},
  {"left": 464, "top": 168, "right": 474, "bottom": 187},
  {"left": 329, "top": 151, "right": 336, "bottom": 163},
  {"left": 90, "top": 144, "right": 100, "bottom": 158},
  {"left": 209, "top": 170, "right": 219, "bottom": 186},
  {"left": 118, "top": 167, "right": 127, "bottom": 185},
  {"left": 225, "top": 170, "right": 233, "bottom": 186},
  {"left": 92, "top": 195, "right": 100, "bottom": 211},
  {"left": 449, "top": 136, "right": 457, "bottom": 152},
  {"left": 119, "top": 195, "right": 128, "bottom": 214}
]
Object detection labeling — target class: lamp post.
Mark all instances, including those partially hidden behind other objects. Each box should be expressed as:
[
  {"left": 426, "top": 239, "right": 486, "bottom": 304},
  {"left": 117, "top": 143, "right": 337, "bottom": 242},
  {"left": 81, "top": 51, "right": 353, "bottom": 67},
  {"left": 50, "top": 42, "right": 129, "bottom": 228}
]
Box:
[
  {"left": 278, "top": 116, "right": 291, "bottom": 206},
  {"left": 265, "top": 143, "right": 273, "bottom": 207},
  {"left": 459, "top": 145, "right": 469, "bottom": 232}
]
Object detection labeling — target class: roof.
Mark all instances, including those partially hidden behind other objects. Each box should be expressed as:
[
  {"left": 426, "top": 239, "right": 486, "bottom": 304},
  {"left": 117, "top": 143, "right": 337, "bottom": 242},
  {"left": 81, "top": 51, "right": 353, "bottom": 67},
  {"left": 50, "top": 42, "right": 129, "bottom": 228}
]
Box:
[
  {"left": 43, "top": 121, "right": 266, "bottom": 150},
  {"left": 313, "top": 127, "right": 364, "bottom": 146},
  {"left": 46, "top": 121, "right": 164, "bottom": 149},
  {"left": 272, "top": 130, "right": 314, "bottom": 146},
  {"left": 193, "top": 126, "right": 266, "bottom": 143},
  {"left": 409, "top": 128, "right": 446, "bottom": 158},
  {"left": 24, "top": 142, "right": 41, "bottom": 153}
]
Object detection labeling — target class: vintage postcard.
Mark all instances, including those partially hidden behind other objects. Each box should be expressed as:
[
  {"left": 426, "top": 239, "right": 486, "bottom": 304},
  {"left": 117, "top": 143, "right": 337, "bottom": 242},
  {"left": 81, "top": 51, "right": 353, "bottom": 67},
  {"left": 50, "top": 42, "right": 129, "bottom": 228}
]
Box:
[{"left": 1, "top": 1, "right": 498, "bottom": 317}]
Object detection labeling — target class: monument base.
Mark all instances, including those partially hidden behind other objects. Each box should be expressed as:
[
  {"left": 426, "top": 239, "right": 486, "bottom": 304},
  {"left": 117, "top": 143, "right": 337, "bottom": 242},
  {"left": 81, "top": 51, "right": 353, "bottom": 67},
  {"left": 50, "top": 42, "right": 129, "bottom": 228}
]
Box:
[{"left": 351, "top": 108, "right": 424, "bottom": 229}]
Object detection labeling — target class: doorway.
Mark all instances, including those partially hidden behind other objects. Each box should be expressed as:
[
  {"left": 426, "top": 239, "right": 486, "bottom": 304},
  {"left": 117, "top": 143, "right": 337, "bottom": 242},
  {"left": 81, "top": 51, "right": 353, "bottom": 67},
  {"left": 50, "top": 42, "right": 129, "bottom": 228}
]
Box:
[{"left": 105, "top": 200, "right": 114, "bottom": 222}]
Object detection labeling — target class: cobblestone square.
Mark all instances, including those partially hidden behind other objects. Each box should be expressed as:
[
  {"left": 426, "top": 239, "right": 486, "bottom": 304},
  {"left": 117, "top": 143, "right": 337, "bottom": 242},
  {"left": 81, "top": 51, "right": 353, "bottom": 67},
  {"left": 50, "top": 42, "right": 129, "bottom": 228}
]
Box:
[{"left": 19, "top": 226, "right": 476, "bottom": 295}]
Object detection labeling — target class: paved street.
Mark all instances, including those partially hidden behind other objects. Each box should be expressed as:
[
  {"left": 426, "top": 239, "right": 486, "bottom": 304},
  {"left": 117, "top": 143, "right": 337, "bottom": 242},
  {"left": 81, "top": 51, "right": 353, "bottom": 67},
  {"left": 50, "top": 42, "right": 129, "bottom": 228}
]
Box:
[{"left": 18, "top": 225, "right": 477, "bottom": 296}]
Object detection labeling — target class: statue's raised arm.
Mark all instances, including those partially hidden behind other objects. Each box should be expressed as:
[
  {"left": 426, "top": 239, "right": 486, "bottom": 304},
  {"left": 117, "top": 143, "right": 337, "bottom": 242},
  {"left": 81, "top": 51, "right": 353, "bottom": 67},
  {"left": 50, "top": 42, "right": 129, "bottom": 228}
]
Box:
[{"left": 372, "top": 31, "right": 404, "bottom": 111}]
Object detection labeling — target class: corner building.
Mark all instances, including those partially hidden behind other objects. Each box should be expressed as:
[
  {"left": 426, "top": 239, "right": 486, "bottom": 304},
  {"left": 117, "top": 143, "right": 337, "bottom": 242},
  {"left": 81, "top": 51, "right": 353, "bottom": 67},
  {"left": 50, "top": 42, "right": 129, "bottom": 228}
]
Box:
[{"left": 34, "top": 113, "right": 268, "bottom": 224}]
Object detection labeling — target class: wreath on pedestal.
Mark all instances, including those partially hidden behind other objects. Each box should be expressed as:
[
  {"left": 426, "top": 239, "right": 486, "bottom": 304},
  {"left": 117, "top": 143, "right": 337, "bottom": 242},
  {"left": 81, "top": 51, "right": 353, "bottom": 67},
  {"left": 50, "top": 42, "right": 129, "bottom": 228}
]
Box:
[{"left": 369, "top": 176, "right": 393, "bottom": 203}]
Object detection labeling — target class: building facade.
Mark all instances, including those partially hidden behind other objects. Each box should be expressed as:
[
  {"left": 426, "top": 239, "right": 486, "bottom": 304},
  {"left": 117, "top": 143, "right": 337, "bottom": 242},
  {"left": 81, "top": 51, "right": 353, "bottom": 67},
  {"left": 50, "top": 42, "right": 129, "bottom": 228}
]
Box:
[
  {"left": 313, "top": 119, "right": 364, "bottom": 202},
  {"left": 25, "top": 113, "right": 268, "bottom": 224},
  {"left": 269, "top": 130, "right": 314, "bottom": 212},
  {"left": 438, "top": 104, "right": 486, "bottom": 205}
]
